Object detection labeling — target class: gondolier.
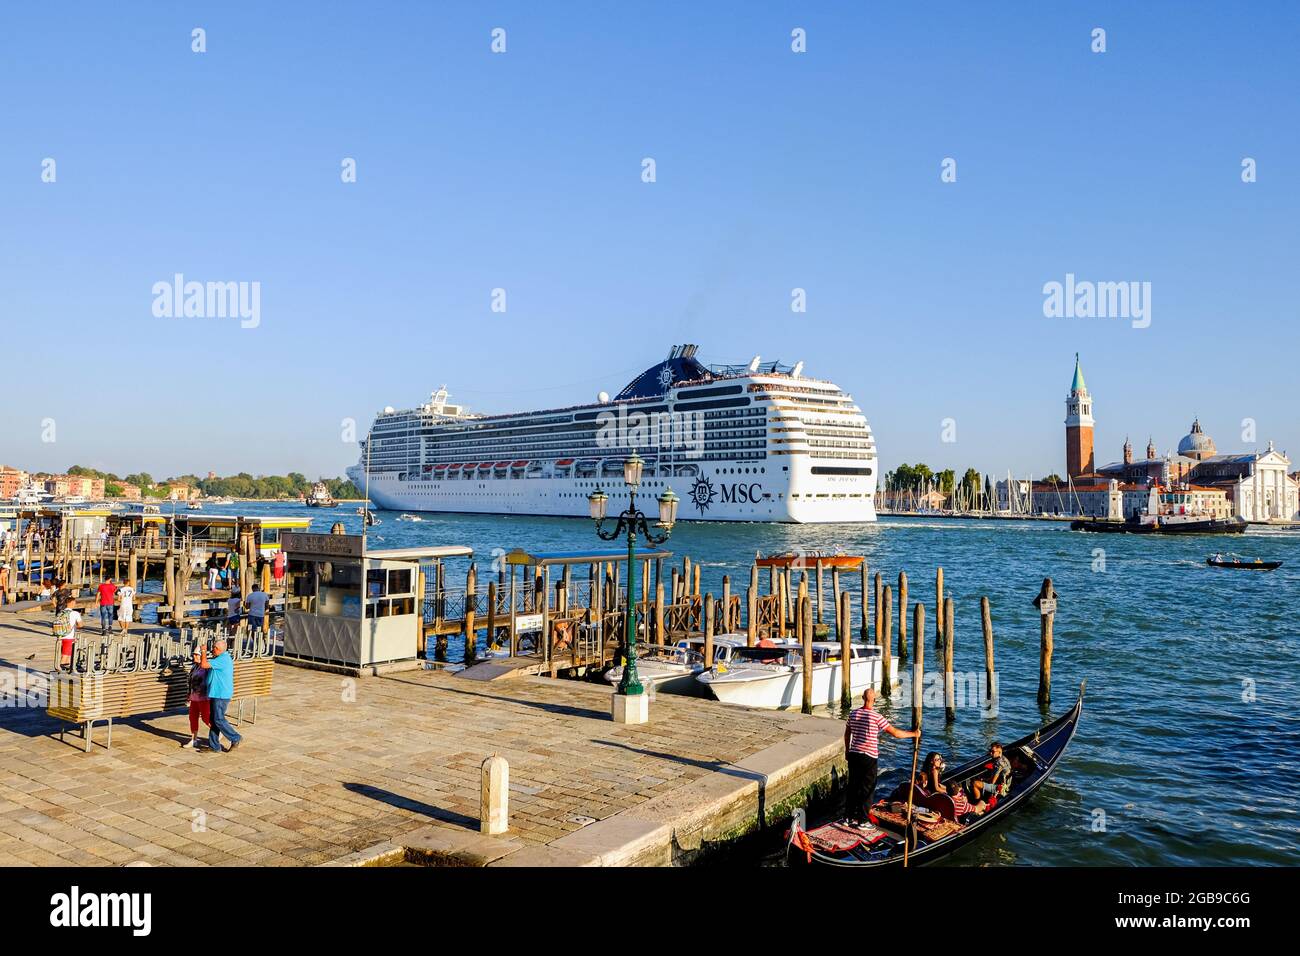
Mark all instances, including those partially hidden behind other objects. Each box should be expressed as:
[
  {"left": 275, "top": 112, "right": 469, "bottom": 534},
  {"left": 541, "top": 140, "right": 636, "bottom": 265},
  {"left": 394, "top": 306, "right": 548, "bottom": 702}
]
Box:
[{"left": 844, "top": 687, "right": 919, "bottom": 825}]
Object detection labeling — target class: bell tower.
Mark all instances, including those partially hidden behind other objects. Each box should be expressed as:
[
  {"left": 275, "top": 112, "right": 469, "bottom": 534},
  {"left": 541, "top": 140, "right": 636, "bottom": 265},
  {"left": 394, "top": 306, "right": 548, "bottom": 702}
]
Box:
[{"left": 1065, "top": 354, "right": 1095, "bottom": 479}]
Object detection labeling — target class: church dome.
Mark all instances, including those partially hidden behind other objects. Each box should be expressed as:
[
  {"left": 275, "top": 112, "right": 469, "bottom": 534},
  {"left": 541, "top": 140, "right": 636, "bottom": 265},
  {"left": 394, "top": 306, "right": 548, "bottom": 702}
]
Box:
[{"left": 1177, "top": 418, "right": 1216, "bottom": 459}]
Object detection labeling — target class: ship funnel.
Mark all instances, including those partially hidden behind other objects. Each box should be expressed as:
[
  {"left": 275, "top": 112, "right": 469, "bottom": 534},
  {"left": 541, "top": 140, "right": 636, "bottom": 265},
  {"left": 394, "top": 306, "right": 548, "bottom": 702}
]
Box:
[
  {"left": 748, "top": 355, "right": 761, "bottom": 372},
  {"left": 791, "top": 361, "right": 804, "bottom": 379}
]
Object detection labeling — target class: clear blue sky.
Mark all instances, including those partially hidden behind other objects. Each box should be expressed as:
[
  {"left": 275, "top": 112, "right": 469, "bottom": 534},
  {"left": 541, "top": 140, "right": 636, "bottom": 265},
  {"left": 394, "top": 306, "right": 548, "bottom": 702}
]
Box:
[{"left": 2, "top": 2, "right": 1296, "bottom": 481}]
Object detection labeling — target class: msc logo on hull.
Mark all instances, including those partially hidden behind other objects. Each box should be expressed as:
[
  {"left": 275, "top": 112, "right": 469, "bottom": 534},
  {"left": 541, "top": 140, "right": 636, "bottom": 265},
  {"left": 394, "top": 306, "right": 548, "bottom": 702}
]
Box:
[{"left": 690, "top": 476, "right": 765, "bottom": 514}]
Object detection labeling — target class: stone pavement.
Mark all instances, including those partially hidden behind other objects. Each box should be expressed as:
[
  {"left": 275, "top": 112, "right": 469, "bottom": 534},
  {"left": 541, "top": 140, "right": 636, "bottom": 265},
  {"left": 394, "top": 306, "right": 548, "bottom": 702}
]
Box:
[{"left": 0, "top": 614, "right": 843, "bottom": 866}]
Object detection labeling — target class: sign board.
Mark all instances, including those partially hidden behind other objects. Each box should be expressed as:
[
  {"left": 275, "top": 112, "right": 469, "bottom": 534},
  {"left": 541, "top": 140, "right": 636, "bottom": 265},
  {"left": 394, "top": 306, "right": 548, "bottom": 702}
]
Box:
[
  {"left": 282, "top": 532, "right": 363, "bottom": 559},
  {"left": 1037, "top": 598, "right": 1057, "bottom": 615},
  {"left": 514, "top": 613, "right": 543, "bottom": 632}
]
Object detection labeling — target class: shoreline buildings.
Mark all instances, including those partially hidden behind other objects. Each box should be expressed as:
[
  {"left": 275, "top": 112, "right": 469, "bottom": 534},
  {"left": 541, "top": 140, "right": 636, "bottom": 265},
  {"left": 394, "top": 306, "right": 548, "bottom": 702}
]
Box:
[{"left": 1024, "top": 356, "right": 1297, "bottom": 521}]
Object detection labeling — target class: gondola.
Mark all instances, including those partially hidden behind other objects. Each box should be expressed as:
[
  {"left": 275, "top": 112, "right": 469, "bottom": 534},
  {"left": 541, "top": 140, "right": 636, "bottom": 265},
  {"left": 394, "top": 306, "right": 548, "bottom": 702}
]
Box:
[
  {"left": 787, "top": 684, "right": 1084, "bottom": 867},
  {"left": 1206, "top": 554, "right": 1281, "bottom": 571}
]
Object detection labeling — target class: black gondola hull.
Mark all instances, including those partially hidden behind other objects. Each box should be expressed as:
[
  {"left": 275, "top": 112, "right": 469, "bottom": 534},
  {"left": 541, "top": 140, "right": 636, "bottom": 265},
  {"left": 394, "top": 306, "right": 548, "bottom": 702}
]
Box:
[{"left": 788, "top": 688, "right": 1084, "bottom": 868}]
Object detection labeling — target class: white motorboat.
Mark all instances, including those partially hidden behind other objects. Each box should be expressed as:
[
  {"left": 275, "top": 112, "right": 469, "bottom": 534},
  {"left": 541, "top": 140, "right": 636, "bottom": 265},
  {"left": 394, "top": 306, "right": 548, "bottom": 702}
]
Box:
[
  {"left": 397, "top": 513, "right": 422, "bottom": 522},
  {"left": 696, "top": 641, "right": 882, "bottom": 709},
  {"left": 605, "top": 634, "right": 748, "bottom": 695}
]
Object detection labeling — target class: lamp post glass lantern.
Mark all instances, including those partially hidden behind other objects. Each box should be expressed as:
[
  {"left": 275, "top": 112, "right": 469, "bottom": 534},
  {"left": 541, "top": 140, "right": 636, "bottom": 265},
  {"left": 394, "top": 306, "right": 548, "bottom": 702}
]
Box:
[{"left": 588, "top": 459, "right": 674, "bottom": 696}]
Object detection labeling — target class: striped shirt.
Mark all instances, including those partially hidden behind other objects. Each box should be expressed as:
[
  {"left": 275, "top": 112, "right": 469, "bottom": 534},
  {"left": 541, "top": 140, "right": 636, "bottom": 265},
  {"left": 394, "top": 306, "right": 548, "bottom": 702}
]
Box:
[
  {"left": 846, "top": 708, "right": 892, "bottom": 757},
  {"left": 950, "top": 787, "right": 971, "bottom": 816}
]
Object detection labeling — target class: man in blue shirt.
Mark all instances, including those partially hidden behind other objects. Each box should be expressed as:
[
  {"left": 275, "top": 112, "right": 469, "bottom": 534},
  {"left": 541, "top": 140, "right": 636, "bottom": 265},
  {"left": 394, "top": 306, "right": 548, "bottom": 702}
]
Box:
[{"left": 199, "top": 639, "right": 242, "bottom": 753}]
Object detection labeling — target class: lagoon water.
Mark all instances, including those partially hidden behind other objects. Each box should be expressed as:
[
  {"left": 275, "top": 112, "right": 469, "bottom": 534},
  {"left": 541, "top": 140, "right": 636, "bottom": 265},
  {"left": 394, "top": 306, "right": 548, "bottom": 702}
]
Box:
[{"left": 206, "top": 501, "right": 1299, "bottom": 866}]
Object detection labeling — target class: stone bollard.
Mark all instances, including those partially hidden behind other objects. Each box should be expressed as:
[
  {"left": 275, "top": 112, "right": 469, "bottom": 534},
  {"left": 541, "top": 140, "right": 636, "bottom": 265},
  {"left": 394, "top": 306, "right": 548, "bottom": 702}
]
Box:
[{"left": 481, "top": 754, "right": 509, "bottom": 835}]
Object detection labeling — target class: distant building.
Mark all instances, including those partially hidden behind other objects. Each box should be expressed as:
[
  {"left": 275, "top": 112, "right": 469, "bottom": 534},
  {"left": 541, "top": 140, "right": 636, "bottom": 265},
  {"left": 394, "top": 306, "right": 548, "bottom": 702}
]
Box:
[
  {"left": 0, "top": 466, "right": 27, "bottom": 499},
  {"left": 113, "top": 484, "right": 143, "bottom": 501},
  {"left": 1064, "top": 354, "right": 1095, "bottom": 479},
  {"left": 1066, "top": 357, "right": 1298, "bottom": 521},
  {"left": 41, "top": 475, "right": 105, "bottom": 499}
]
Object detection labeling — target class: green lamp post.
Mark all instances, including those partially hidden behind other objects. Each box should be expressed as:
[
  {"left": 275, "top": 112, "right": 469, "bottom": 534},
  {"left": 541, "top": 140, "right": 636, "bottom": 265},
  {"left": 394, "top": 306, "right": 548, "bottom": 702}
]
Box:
[{"left": 588, "top": 452, "right": 679, "bottom": 697}]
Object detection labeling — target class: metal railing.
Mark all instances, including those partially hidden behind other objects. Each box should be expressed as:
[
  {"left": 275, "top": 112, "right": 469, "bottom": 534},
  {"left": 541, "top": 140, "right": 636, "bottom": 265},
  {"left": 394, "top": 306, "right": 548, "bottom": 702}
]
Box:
[{"left": 62, "top": 624, "right": 278, "bottom": 676}]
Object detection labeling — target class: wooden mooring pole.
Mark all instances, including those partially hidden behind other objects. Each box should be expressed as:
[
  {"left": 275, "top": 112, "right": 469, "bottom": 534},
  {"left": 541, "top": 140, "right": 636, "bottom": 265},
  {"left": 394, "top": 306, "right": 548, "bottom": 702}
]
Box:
[
  {"left": 703, "top": 595, "right": 715, "bottom": 668},
  {"left": 911, "top": 602, "right": 925, "bottom": 731},
  {"left": 935, "top": 566, "right": 944, "bottom": 649},
  {"left": 981, "top": 596, "right": 995, "bottom": 706},
  {"left": 800, "top": 595, "right": 813, "bottom": 715},
  {"left": 839, "top": 589, "right": 852, "bottom": 709},
  {"left": 943, "top": 596, "right": 955, "bottom": 723},
  {"left": 897, "top": 570, "right": 908, "bottom": 660},
  {"left": 880, "top": 584, "right": 892, "bottom": 698},
  {"left": 1034, "top": 578, "right": 1056, "bottom": 708}
]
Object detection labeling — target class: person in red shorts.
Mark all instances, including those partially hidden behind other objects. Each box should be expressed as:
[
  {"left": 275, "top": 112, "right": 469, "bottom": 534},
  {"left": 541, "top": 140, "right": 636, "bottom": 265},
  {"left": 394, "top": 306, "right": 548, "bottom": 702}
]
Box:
[
  {"left": 57, "top": 601, "right": 83, "bottom": 671},
  {"left": 182, "top": 647, "right": 211, "bottom": 749}
]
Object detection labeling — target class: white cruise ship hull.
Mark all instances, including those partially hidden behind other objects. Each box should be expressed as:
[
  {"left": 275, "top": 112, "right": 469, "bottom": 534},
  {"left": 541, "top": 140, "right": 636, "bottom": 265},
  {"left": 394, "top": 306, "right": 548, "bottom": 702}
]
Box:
[{"left": 351, "top": 468, "right": 876, "bottom": 524}]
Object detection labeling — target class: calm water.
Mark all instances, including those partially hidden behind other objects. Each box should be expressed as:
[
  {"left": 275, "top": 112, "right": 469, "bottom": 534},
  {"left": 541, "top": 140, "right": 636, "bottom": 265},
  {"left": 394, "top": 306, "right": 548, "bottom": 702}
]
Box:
[{"left": 206, "top": 502, "right": 1300, "bottom": 866}]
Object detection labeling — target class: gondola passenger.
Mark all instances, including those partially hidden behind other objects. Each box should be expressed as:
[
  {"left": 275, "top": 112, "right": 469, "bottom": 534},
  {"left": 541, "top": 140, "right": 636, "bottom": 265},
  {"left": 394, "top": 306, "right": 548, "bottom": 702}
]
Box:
[
  {"left": 971, "top": 742, "right": 1013, "bottom": 802},
  {"left": 919, "top": 752, "right": 946, "bottom": 795},
  {"left": 948, "top": 780, "right": 985, "bottom": 820}
]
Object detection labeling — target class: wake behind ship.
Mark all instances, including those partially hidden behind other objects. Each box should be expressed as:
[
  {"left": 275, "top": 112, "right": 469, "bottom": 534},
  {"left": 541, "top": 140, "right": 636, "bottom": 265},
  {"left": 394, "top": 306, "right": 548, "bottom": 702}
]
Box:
[{"left": 347, "top": 345, "right": 877, "bottom": 523}]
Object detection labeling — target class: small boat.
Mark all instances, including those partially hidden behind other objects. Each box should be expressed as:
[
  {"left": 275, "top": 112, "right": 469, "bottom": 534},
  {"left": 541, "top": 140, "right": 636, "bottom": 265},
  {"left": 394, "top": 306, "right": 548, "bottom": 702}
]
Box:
[
  {"left": 787, "top": 684, "right": 1085, "bottom": 867},
  {"left": 755, "top": 550, "right": 864, "bottom": 570},
  {"left": 397, "top": 513, "right": 422, "bottom": 522},
  {"left": 305, "top": 481, "right": 337, "bottom": 508},
  {"left": 604, "top": 635, "right": 747, "bottom": 695},
  {"left": 187, "top": 501, "right": 203, "bottom": 510},
  {"left": 696, "top": 641, "right": 881, "bottom": 709},
  {"left": 1206, "top": 553, "right": 1281, "bottom": 571},
  {"left": 1071, "top": 515, "right": 1247, "bottom": 535}
]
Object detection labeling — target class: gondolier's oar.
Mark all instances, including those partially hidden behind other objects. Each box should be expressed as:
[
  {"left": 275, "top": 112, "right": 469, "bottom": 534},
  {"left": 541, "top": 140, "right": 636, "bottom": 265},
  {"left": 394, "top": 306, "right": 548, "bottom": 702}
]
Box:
[
  {"left": 903, "top": 727, "right": 920, "bottom": 867},
  {"left": 904, "top": 601, "right": 925, "bottom": 867}
]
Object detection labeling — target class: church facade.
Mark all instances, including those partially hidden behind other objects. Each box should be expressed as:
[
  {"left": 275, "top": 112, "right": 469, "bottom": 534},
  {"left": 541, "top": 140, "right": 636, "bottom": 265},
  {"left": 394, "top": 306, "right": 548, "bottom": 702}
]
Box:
[{"left": 1056, "top": 356, "right": 1298, "bottom": 522}]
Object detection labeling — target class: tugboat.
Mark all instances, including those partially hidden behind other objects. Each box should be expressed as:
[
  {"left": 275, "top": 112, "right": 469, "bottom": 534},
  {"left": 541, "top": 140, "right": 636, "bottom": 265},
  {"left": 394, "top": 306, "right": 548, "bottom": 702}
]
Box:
[
  {"left": 305, "top": 481, "right": 337, "bottom": 508},
  {"left": 1071, "top": 484, "right": 1247, "bottom": 535}
]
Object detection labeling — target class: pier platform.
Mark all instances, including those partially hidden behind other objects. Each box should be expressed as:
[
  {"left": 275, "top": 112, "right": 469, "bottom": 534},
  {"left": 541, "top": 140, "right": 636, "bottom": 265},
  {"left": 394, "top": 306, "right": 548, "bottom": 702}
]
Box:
[{"left": 0, "top": 615, "right": 844, "bottom": 867}]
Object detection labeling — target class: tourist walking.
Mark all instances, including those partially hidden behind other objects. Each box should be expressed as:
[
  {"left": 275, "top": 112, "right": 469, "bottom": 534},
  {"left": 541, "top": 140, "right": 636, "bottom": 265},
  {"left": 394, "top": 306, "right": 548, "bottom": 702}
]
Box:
[
  {"left": 198, "top": 638, "right": 242, "bottom": 753},
  {"left": 96, "top": 577, "right": 117, "bottom": 636},
  {"left": 206, "top": 553, "right": 219, "bottom": 591},
  {"left": 182, "top": 647, "right": 210, "bottom": 749},
  {"left": 116, "top": 581, "right": 135, "bottom": 634},
  {"left": 55, "top": 600, "right": 82, "bottom": 671},
  {"left": 843, "top": 687, "right": 919, "bottom": 825},
  {"left": 225, "top": 588, "right": 242, "bottom": 635},
  {"left": 0, "top": 563, "right": 9, "bottom": 606},
  {"left": 245, "top": 583, "right": 270, "bottom": 633}
]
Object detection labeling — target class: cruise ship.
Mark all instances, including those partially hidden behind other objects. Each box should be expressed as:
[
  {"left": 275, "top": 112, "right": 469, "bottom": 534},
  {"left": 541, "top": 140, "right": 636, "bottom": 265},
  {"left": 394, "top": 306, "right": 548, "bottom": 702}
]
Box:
[{"left": 347, "top": 345, "right": 877, "bottom": 523}]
